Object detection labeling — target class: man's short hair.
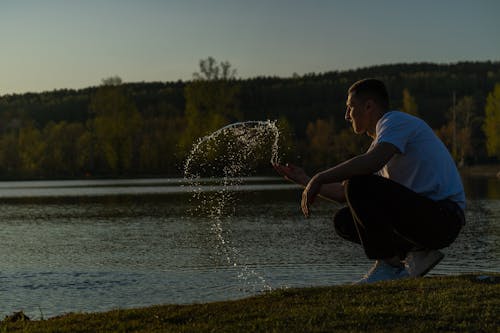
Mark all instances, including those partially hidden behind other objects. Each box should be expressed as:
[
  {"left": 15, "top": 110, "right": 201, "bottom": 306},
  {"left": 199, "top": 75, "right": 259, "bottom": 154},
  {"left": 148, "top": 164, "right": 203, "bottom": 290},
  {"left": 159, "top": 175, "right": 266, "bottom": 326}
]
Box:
[{"left": 348, "top": 78, "right": 389, "bottom": 110}]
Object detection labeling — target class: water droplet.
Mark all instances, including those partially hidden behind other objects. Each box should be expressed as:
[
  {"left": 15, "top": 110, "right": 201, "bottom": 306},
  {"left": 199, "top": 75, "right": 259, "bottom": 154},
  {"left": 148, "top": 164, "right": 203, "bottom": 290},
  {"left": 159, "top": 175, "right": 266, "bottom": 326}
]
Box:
[{"left": 184, "top": 120, "right": 279, "bottom": 292}]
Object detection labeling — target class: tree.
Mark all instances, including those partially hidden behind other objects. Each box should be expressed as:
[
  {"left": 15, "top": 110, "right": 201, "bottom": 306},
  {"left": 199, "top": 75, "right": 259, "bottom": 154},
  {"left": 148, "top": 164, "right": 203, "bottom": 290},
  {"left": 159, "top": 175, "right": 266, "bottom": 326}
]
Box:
[
  {"left": 42, "top": 121, "right": 87, "bottom": 176},
  {"left": 454, "top": 96, "right": 476, "bottom": 166},
  {"left": 436, "top": 95, "right": 475, "bottom": 166},
  {"left": 179, "top": 57, "right": 241, "bottom": 154},
  {"left": 101, "top": 76, "right": 123, "bottom": 86},
  {"left": 402, "top": 88, "right": 419, "bottom": 116},
  {"left": 303, "top": 116, "right": 372, "bottom": 171},
  {"left": 76, "top": 129, "right": 93, "bottom": 175},
  {"left": 89, "top": 84, "right": 143, "bottom": 173},
  {"left": 276, "top": 116, "right": 296, "bottom": 163},
  {"left": 484, "top": 83, "right": 500, "bottom": 159},
  {"left": 332, "top": 128, "right": 371, "bottom": 163},
  {"left": 193, "top": 57, "right": 237, "bottom": 81},
  {"left": 305, "top": 118, "right": 335, "bottom": 168},
  {"left": 0, "top": 132, "right": 21, "bottom": 176},
  {"left": 138, "top": 115, "right": 184, "bottom": 174},
  {"left": 17, "top": 123, "right": 46, "bottom": 176}
]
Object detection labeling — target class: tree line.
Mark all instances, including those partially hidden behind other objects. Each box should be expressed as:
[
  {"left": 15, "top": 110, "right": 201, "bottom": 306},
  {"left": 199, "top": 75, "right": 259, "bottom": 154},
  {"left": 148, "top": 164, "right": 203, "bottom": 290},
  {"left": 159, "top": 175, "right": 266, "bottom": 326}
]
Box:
[{"left": 0, "top": 59, "right": 499, "bottom": 179}]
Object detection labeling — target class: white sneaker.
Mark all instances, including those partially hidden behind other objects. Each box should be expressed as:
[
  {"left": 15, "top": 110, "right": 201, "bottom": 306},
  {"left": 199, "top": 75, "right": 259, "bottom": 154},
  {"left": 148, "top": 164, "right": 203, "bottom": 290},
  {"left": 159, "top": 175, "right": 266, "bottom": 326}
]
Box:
[
  {"left": 405, "top": 250, "right": 444, "bottom": 277},
  {"left": 355, "top": 260, "right": 409, "bottom": 284}
]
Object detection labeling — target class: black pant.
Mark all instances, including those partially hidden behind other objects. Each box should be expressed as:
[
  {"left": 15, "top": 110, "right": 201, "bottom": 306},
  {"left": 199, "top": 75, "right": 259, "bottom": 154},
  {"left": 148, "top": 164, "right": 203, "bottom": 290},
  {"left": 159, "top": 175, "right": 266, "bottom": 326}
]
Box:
[{"left": 333, "top": 175, "right": 465, "bottom": 259}]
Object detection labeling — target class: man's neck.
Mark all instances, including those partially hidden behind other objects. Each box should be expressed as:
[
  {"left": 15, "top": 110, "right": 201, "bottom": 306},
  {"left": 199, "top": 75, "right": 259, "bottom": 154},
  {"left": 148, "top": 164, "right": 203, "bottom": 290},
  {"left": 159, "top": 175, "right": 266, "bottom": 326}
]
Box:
[{"left": 367, "top": 109, "right": 386, "bottom": 139}]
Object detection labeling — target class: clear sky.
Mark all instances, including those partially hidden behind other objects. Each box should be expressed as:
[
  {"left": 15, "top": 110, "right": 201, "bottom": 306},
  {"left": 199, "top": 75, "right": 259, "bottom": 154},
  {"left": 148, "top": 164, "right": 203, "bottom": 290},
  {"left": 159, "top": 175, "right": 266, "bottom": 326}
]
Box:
[{"left": 1, "top": 0, "right": 499, "bottom": 94}]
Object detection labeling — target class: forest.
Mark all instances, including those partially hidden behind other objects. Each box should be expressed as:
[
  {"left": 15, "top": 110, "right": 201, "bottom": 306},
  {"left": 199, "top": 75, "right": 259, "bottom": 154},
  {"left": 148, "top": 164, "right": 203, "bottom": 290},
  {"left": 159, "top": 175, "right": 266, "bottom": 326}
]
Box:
[{"left": 0, "top": 60, "right": 499, "bottom": 179}]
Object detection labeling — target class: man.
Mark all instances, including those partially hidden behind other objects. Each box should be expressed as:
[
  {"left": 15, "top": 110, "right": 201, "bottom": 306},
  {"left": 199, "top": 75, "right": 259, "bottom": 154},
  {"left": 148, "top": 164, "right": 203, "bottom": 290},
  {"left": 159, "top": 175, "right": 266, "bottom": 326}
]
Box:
[{"left": 274, "top": 78, "right": 465, "bottom": 283}]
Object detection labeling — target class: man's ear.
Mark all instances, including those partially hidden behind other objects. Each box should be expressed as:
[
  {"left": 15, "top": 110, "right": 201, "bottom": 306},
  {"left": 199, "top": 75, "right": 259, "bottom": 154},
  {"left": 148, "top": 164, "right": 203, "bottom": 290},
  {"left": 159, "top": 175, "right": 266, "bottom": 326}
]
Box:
[
  {"left": 364, "top": 99, "right": 374, "bottom": 111},
  {"left": 366, "top": 99, "right": 375, "bottom": 109}
]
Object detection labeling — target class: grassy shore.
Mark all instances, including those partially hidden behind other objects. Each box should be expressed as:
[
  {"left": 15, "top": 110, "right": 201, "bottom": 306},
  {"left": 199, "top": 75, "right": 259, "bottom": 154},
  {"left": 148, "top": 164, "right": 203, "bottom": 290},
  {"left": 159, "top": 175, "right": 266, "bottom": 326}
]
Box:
[{"left": 2, "top": 274, "right": 499, "bottom": 333}]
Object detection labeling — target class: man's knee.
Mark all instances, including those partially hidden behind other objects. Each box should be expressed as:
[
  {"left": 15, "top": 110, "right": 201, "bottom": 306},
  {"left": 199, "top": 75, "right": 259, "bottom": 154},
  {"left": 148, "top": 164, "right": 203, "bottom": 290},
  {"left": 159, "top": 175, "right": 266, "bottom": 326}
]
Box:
[
  {"left": 333, "top": 207, "right": 359, "bottom": 242},
  {"left": 333, "top": 208, "right": 350, "bottom": 232},
  {"left": 344, "top": 175, "right": 374, "bottom": 201}
]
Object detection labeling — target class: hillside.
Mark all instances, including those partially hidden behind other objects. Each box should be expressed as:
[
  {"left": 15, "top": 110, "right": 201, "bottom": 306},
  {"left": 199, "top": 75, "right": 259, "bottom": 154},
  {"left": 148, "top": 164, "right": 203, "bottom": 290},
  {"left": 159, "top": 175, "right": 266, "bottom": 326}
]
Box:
[{"left": 0, "top": 61, "right": 499, "bottom": 178}]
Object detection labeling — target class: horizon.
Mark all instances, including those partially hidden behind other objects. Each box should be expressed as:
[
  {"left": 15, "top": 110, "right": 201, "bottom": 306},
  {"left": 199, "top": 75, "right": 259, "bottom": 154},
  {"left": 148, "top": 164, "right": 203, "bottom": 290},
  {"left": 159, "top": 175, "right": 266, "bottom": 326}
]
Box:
[
  {"left": 2, "top": 60, "right": 498, "bottom": 96},
  {"left": 1, "top": 1, "right": 499, "bottom": 95}
]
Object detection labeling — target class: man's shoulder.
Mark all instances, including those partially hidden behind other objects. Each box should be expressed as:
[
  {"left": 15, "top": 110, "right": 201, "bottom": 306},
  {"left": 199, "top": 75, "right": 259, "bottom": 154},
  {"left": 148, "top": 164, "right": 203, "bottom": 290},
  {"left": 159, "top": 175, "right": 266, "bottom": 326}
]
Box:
[
  {"left": 375, "top": 111, "right": 433, "bottom": 150},
  {"left": 379, "top": 111, "right": 427, "bottom": 130},
  {"left": 383, "top": 110, "right": 419, "bottom": 121},
  {"left": 379, "top": 111, "right": 415, "bottom": 129}
]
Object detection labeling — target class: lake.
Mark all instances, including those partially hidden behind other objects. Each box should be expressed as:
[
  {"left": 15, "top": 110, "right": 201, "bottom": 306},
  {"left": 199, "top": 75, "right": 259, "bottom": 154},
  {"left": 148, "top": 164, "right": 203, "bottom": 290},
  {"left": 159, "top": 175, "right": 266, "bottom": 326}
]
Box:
[{"left": 0, "top": 176, "right": 498, "bottom": 319}]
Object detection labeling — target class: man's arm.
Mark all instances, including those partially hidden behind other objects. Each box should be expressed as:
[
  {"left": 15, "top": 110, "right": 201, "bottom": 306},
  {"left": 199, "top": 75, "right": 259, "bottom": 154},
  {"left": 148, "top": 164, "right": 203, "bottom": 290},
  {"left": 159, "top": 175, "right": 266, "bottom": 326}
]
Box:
[
  {"left": 315, "top": 142, "right": 398, "bottom": 183},
  {"left": 273, "top": 163, "right": 346, "bottom": 202},
  {"left": 301, "top": 142, "right": 399, "bottom": 216}
]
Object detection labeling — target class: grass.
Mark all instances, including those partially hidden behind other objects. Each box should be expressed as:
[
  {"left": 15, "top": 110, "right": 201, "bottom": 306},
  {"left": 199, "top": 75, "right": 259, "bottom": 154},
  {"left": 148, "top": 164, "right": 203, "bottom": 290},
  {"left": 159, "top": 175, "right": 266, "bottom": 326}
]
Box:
[{"left": 2, "top": 274, "right": 499, "bottom": 333}]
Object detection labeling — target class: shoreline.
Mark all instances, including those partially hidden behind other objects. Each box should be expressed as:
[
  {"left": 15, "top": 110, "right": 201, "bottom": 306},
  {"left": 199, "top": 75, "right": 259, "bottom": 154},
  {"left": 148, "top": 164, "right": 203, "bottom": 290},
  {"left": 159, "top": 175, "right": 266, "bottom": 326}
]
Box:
[
  {"left": 0, "top": 164, "right": 497, "bottom": 182},
  {"left": 2, "top": 273, "right": 499, "bottom": 332},
  {"left": 460, "top": 164, "right": 500, "bottom": 178}
]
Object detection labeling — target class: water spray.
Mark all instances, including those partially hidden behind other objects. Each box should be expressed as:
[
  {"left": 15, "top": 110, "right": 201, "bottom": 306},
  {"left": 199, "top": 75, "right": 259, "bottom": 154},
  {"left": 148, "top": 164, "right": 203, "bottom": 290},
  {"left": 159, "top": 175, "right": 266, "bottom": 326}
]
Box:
[{"left": 184, "top": 120, "right": 281, "bottom": 292}]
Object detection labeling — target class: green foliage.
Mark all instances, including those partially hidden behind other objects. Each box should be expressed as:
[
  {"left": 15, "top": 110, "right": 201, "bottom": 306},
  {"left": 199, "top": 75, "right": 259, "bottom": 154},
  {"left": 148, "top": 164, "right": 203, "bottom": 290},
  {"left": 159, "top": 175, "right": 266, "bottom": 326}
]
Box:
[
  {"left": 306, "top": 118, "right": 336, "bottom": 168},
  {"left": 180, "top": 57, "right": 242, "bottom": 155},
  {"left": 453, "top": 96, "right": 476, "bottom": 165},
  {"left": 0, "top": 62, "right": 498, "bottom": 178},
  {"left": 484, "top": 83, "right": 500, "bottom": 158},
  {"left": 401, "top": 88, "right": 419, "bottom": 116},
  {"left": 0, "top": 133, "right": 21, "bottom": 175},
  {"left": 138, "top": 115, "right": 184, "bottom": 174},
  {"left": 276, "top": 116, "right": 295, "bottom": 163},
  {"left": 42, "top": 122, "right": 87, "bottom": 176},
  {"left": 331, "top": 128, "right": 371, "bottom": 162},
  {"left": 1, "top": 274, "right": 498, "bottom": 333},
  {"left": 304, "top": 118, "right": 370, "bottom": 171},
  {"left": 18, "top": 124, "right": 46, "bottom": 176},
  {"left": 436, "top": 96, "right": 481, "bottom": 166},
  {"left": 89, "top": 85, "right": 143, "bottom": 173}
]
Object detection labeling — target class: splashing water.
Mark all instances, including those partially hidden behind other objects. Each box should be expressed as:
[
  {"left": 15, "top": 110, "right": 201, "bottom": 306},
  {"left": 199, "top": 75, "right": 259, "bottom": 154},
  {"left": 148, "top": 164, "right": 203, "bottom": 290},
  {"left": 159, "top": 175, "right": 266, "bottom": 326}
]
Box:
[
  {"left": 184, "top": 120, "right": 280, "bottom": 292},
  {"left": 184, "top": 120, "right": 280, "bottom": 179}
]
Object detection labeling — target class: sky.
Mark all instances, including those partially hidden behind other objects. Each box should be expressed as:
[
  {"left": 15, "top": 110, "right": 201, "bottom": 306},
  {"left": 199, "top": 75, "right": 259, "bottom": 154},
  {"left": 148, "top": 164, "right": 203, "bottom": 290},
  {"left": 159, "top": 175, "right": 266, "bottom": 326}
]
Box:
[{"left": 1, "top": 0, "right": 499, "bottom": 94}]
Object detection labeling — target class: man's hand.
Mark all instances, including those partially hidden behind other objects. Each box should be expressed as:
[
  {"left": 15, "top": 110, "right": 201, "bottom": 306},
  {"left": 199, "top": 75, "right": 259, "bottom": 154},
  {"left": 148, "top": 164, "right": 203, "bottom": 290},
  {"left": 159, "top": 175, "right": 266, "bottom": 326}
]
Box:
[
  {"left": 301, "top": 176, "right": 322, "bottom": 218},
  {"left": 272, "top": 163, "right": 310, "bottom": 186},
  {"left": 275, "top": 163, "right": 346, "bottom": 209},
  {"left": 298, "top": 142, "right": 399, "bottom": 215}
]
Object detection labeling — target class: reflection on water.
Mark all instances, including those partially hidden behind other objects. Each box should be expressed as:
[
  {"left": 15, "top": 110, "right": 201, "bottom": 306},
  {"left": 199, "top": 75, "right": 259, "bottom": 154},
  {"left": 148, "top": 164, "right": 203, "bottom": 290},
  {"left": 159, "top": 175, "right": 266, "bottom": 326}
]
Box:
[
  {"left": 0, "top": 176, "right": 498, "bottom": 319},
  {"left": 0, "top": 177, "right": 295, "bottom": 199}
]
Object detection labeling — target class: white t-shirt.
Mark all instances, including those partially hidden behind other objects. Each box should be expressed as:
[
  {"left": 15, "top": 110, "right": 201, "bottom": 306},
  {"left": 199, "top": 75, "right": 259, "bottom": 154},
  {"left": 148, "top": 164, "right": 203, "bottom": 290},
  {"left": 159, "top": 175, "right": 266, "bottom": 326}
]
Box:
[{"left": 370, "top": 111, "right": 466, "bottom": 209}]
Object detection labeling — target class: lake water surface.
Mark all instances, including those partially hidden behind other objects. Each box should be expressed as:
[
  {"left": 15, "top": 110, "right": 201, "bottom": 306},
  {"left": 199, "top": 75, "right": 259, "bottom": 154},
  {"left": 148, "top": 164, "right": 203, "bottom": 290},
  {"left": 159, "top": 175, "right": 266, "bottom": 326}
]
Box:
[{"left": 0, "top": 176, "right": 498, "bottom": 319}]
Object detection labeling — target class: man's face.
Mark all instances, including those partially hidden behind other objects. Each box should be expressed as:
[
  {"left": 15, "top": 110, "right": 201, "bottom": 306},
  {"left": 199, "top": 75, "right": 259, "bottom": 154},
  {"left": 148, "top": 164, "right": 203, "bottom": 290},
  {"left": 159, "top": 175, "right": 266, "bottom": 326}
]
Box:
[{"left": 345, "top": 93, "right": 369, "bottom": 134}]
